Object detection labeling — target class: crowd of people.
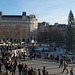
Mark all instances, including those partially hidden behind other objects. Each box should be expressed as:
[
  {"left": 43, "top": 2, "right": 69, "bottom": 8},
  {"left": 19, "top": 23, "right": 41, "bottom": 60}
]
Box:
[
  {"left": 0, "top": 51, "right": 49, "bottom": 75},
  {"left": 45, "top": 53, "right": 75, "bottom": 63},
  {"left": 0, "top": 60, "right": 48, "bottom": 75},
  {"left": 0, "top": 51, "right": 74, "bottom": 75},
  {"left": 44, "top": 53, "right": 74, "bottom": 75}
]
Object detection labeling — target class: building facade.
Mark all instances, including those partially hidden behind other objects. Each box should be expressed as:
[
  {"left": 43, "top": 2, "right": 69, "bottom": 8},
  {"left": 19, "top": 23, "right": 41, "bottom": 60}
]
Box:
[
  {"left": 0, "top": 12, "right": 38, "bottom": 41},
  {"left": 54, "top": 23, "right": 67, "bottom": 30},
  {"left": 38, "top": 21, "right": 50, "bottom": 33}
]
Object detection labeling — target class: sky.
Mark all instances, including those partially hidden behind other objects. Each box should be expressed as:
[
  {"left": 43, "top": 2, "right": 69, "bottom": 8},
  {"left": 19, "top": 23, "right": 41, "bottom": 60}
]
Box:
[{"left": 0, "top": 0, "right": 75, "bottom": 24}]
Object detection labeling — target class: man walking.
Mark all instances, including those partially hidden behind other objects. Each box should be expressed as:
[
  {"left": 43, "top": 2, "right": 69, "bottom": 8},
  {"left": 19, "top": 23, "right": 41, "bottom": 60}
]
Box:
[
  {"left": 70, "top": 67, "right": 73, "bottom": 75},
  {"left": 59, "top": 57, "right": 63, "bottom": 68},
  {"left": 62, "top": 61, "right": 69, "bottom": 73}
]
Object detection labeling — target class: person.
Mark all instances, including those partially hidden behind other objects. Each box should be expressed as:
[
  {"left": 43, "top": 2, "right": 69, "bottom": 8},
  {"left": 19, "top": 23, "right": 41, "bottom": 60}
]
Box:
[
  {"left": 23, "top": 52, "right": 26, "bottom": 61},
  {"left": 34, "top": 52, "right": 37, "bottom": 60},
  {"left": 4, "top": 61, "right": 9, "bottom": 73},
  {"left": 28, "top": 68, "right": 31, "bottom": 75},
  {"left": 70, "top": 67, "right": 73, "bottom": 75},
  {"left": 50, "top": 54, "right": 52, "bottom": 60},
  {"left": 30, "top": 53, "right": 32, "bottom": 60},
  {"left": 18, "top": 62, "right": 23, "bottom": 75},
  {"left": 33, "top": 68, "right": 37, "bottom": 75},
  {"left": 19, "top": 53, "right": 21, "bottom": 59},
  {"left": 4, "top": 60, "right": 7, "bottom": 73},
  {"left": 62, "top": 61, "right": 69, "bottom": 73},
  {"left": 0, "top": 62, "right": 2, "bottom": 73},
  {"left": 30, "top": 67, "right": 33, "bottom": 75},
  {"left": 10, "top": 61, "right": 13, "bottom": 75},
  {"left": 24, "top": 67, "right": 28, "bottom": 75},
  {"left": 45, "top": 71, "right": 48, "bottom": 75},
  {"left": 13, "top": 63, "right": 16, "bottom": 75},
  {"left": 22, "top": 63, "right": 25, "bottom": 74},
  {"left": 42, "top": 66, "right": 46, "bottom": 75},
  {"left": 59, "top": 57, "right": 63, "bottom": 68},
  {"left": 57, "top": 55, "right": 59, "bottom": 63},
  {"left": 2, "top": 57, "right": 4, "bottom": 64},
  {"left": 14, "top": 58, "right": 17, "bottom": 66},
  {"left": 38, "top": 69, "right": 41, "bottom": 75},
  {"left": 71, "top": 57, "right": 74, "bottom": 62},
  {"left": 24, "top": 63, "right": 27, "bottom": 68}
]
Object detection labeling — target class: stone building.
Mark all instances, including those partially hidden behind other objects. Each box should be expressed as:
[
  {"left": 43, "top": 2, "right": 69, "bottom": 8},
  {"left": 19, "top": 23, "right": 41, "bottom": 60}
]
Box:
[
  {"left": 38, "top": 21, "right": 50, "bottom": 33},
  {"left": 54, "top": 23, "right": 67, "bottom": 30},
  {"left": 0, "top": 12, "right": 38, "bottom": 41}
]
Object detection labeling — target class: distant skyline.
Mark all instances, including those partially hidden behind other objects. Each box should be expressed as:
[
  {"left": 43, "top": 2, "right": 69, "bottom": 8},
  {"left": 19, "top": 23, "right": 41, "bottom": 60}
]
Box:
[{"left": 0, "top": 0, "right": 75, "bottom": 24}]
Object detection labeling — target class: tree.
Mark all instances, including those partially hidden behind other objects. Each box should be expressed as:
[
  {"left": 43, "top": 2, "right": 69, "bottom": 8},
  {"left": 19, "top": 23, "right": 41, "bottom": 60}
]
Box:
[
  {"left": 0, "top": 24, "right": 15, "bottom": 42},
  {"left": 3, "top": 24, "right": 15, "bottom": 41},
  {"left": 37, "top": 26, "right": 65, "bottom": 45},
  {"left": 15, "top": 23, "right": 23, "bottom": 42},
  {"left": 0, "top": 23, "right": 28, "bottom": 43},
  {"left": 68, "top": 10, "right": 75, "bottom": 25},
  {"left": 50, "top": 27, "right": 65, "bottom": 44},
  {"left": 66, "top": 10, "right": 75, "bottom": 51},
  {"left": 0, "top": 24, "right": 3, "bottom": 39},
  {"left": 22, "top": 28, "right": 28, "bottom": 41}
]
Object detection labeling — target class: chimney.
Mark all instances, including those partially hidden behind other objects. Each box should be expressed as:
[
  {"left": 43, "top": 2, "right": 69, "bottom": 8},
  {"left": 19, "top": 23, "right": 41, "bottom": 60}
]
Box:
[
  {"left": 0, "top": 12, "right": 3, "bottom": 19},
  {"left": 22, "top": 12, "right": 26, "bottom": 16},
  {"left": 22, "top": 12, "right": 26, "bottom": 19},
  {"left": 0, "top": 12, "right": 3, "bottom": 16}
]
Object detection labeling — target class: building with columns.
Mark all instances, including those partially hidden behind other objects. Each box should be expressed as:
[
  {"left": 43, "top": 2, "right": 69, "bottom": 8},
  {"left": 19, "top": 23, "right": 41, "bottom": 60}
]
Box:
[{"left": 0, "top": 12, "right": 38, "bottom": 41}]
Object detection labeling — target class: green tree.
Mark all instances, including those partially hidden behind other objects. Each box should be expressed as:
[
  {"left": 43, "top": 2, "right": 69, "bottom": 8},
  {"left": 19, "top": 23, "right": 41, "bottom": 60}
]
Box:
[
  {"left": 66, "top": 10, "right": 75, "bottom": 51},
  {"left": 68, "top": 10, "right": 75, "bottom": 25}
]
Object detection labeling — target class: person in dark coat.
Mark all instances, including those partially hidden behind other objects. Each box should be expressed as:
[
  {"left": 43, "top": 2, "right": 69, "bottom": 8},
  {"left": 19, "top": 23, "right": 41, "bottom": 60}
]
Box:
[
  {"left": 42, "top": 66, "right": 46, "bottom": 75},
  {"left": 70, "top": 67, "right": 73, "bottom": 75},
  {"left": 34, "top": 52, "right": 37, "bottom": 59},
  {"left": 57, "top": 55, "right": 59, "bottom": 63},
  {"left": 23, "top": 52, "right": 26, "bottom": 61},
  {"left": 18, "top": 62, "right": 23, "bottom": 75},
  {"left": 0, "top": 62, "right": 2, "bottom": 73},
  {"left": 28, "top": 68, "right": 31, "bottom": 75},
  {"left": 2, "top": 57, "right": 4, "bottom": 64},
  {"left": 24, "top": 67, "right": 28, "bottom": 75},
  {"left": 59, "top": 57, "right": 63, "bottom": 68},
  {"left": 13, "top": 63, "right": 16, "bottom": 75},
  {"left": 4, "top": 61, "right": 9, "bottom": 73},
  {"left": 38, "top": 69, "right": 41, "bottom": 75},
  {"left": 14, "top": 58, "right": 17, "bottom": 66},
  {"left": 24, "top": 63, "right": 27, "bottom": 68},
  {"left": 31, "top": 67, "right": 33, "bottom": 75}
]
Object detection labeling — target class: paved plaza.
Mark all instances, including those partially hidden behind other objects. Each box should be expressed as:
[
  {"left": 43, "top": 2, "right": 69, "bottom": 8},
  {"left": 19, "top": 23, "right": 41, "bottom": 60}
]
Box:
[{"left": 1, "top": 58, "right": 75, "bottom": 75}]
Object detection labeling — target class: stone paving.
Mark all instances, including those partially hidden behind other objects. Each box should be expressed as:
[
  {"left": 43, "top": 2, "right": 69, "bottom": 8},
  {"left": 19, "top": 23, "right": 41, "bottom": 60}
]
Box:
[{"left": 1, "top": 59, "right": 75, "bottom": 75}]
